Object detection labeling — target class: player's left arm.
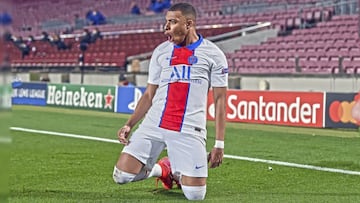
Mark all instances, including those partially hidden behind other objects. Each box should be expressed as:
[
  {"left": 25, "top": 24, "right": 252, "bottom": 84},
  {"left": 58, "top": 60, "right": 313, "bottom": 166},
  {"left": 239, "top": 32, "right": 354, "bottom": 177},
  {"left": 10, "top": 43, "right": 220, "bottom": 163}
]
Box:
[
  {"left": 213, "top": 86, "right": 226, "bottom": 143},
  {"left": 207, "top": 44, "right": 228, "bottom": 168},
  {"left": 208, "top": 86, "right": 226, "bottom": 168}
]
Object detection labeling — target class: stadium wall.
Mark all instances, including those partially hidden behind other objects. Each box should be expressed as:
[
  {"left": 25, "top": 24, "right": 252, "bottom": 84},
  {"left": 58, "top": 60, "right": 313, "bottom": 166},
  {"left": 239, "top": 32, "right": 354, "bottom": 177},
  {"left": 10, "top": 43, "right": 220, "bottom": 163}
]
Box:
[
  {"left": 7, "top": 72, "right": 360, "bottom": 93},
  {"left": 11, "top": 82, "right": 360, "bottom": 129}
]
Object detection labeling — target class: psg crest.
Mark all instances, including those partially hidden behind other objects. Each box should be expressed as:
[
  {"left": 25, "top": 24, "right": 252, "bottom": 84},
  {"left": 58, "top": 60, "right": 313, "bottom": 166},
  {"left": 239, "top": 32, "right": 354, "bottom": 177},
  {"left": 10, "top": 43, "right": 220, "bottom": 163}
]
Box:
[{"left": 188, "top": 55, "right": 198, "bottom": 64}]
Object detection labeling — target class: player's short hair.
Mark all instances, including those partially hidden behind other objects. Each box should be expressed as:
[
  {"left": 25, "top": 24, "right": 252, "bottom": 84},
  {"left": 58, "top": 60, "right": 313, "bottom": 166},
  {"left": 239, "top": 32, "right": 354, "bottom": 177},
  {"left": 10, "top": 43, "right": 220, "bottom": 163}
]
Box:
[{"left": 168, "top": 3, "right": 197, "bottom": 20}]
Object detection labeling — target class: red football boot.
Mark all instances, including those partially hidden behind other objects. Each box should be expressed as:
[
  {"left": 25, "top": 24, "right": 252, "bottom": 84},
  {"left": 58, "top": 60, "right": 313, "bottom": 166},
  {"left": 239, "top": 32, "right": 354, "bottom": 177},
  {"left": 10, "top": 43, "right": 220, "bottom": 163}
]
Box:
[{"left": 156, "top": 156, "right": 174, "bottom": 190}]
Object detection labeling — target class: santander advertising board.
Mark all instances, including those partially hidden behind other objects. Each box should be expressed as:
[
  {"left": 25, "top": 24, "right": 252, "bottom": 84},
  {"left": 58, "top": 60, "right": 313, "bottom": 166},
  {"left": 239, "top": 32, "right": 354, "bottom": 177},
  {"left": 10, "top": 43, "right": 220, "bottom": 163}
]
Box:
[{"left": 207, "top": 90, "right": 324, "bottom": 128}]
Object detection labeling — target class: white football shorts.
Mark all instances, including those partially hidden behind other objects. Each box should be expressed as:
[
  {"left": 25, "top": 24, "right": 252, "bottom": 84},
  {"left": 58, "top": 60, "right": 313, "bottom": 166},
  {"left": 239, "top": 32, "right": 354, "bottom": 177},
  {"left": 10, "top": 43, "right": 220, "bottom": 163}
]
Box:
[{"left": 122, "top": 124, "right": 208, "bottom": 178}]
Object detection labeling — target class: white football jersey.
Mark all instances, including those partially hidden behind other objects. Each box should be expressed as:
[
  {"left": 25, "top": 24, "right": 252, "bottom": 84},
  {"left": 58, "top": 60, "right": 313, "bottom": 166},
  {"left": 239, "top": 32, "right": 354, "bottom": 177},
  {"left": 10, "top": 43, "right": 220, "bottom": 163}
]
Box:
[{"left": 141, "top": 35, "right": 228, "bottom": 139}]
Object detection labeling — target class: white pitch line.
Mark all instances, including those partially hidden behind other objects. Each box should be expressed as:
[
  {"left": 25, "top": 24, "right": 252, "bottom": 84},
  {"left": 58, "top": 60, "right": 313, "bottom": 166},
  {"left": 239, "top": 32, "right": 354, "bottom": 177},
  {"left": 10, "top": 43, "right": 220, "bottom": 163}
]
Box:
[
  {"left": 10, "top": 126, "right": 360, "bottom": 176},
  {"left": 10, "top": 127, "right": 118, "bottom": 144},
  {"left": 224, "top": 155, "right": 360, "bottom": 176}
]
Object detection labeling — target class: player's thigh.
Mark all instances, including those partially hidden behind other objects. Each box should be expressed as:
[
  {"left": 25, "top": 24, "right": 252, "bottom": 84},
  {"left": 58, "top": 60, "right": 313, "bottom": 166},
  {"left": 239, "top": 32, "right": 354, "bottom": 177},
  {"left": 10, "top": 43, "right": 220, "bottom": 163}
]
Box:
[
  {"left": 165, "top": 131, "right": 208, "bottom": 183},
  {"left": 120, "top": 127, "right": 165, "bottom": 172}
]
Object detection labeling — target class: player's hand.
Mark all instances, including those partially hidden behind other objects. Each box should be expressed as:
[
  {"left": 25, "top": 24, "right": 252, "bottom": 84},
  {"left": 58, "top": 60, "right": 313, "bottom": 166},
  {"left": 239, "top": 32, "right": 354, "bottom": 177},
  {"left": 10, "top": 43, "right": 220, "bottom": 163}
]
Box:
[
  {"left": 207, "top": 147, "right": 224, "bottom": 168},
  {"left": 117, "top": 125, "right": 131, "bottom": 145}
]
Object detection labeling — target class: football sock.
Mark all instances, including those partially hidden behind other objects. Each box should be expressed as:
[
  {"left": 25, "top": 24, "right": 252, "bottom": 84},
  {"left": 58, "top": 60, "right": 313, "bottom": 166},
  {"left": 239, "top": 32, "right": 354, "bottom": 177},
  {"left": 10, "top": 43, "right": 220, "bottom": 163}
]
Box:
[
  {"left": 113, "top": 166, "right": 136, "bottom": 184},
  {"left": 113, "top": 166, "right": 149, "bottom": 183},
  {"left": 148, "top": 163, "right": 162, "bottom": 178},
  {"left": 182, "top": 185, "right": 207, "bottom": 200}
]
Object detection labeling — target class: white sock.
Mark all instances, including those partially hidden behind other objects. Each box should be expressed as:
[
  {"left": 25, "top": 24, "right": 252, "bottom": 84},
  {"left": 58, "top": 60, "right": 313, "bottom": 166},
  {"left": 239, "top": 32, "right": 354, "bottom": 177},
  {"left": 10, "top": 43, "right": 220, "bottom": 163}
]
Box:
[
  {"left": 182, "top": 185, "right": 207, "bottom": 200},
  {"left": 148, "top": 164, "right": 162, "bottom": 178}
]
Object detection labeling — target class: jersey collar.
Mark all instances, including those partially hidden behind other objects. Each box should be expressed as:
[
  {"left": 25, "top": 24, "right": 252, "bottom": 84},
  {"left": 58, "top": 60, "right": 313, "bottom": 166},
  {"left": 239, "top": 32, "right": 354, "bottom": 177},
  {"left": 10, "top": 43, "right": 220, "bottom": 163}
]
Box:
[{"left": 174, "top": 34, "right": 203, "bottom": 51}]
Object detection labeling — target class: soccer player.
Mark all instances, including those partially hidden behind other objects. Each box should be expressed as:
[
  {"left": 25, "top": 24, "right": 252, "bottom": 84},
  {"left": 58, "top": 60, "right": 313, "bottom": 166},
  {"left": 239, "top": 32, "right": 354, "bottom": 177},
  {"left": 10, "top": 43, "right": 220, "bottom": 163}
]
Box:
[{"left": 113, "top": 2, "right": 228, "bottom": 200}]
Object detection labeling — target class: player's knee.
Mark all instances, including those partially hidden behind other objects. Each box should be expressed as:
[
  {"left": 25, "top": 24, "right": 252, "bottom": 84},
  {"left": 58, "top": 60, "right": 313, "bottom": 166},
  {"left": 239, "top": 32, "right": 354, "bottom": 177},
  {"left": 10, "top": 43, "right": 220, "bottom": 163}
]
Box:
[
  {"left": 181, "top": 185, "right": 207, "bottom": 200},
  {"left": 112, "top": 166, "right": 136, "bottom": 184}
]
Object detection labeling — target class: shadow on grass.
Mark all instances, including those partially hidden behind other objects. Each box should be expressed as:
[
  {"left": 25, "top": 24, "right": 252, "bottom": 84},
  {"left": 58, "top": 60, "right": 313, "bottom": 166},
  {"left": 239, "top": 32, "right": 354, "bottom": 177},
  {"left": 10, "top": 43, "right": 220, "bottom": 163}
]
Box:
[{"left": 11, "top": 187, "right": 186, "bottom": 202}]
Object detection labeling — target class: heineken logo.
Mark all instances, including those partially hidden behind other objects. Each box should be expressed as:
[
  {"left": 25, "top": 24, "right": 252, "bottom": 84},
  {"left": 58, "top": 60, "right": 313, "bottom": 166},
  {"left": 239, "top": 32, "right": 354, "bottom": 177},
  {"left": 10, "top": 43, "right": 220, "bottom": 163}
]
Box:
[
  {"left": 104, "top": 89, "right": 114, "bottom": 109},
  {"left": 47, "top": 85, "right": 114, "bottom": 110}
]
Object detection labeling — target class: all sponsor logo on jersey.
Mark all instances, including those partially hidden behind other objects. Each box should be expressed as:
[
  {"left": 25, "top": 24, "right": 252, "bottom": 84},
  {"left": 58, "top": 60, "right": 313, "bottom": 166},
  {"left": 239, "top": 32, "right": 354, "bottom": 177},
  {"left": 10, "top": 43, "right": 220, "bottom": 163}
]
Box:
[
  {"left": 161, "top": 65, "right": 202, "bottom": 84},
  {"left": 170, "top": 65, "right": 190, "bottom": 80}
]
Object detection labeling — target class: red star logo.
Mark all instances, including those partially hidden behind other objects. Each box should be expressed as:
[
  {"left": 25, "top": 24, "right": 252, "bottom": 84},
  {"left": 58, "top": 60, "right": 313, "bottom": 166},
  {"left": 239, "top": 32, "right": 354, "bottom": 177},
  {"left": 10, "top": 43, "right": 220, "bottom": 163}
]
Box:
[{"left": 104, "top": 89, "right": 114, "bottom": 109}]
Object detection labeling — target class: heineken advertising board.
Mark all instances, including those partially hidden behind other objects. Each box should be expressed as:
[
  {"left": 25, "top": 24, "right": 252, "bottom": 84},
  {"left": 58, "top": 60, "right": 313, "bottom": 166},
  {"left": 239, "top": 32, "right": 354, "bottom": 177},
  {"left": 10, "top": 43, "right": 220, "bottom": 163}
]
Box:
[{"left": 46, "top": 84, "right": 115, "bottom": 112}]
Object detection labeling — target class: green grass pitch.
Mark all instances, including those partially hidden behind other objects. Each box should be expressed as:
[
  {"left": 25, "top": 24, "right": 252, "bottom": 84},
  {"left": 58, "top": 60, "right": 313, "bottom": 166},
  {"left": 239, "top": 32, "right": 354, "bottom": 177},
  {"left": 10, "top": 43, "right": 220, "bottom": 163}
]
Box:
[{"left": 7, "top": 105, "right": 360, "bottom": 202}]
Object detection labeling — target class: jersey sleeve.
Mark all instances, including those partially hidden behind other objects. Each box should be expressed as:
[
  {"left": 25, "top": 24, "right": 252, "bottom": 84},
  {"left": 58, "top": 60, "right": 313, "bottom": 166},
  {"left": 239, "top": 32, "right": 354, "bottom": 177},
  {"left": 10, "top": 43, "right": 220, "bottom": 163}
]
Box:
[
  {"left": 147, "top": 45, "right": 163, "bottom": 85},
  {"left": 210, "top": 46, "right": 228, "bottom": 87}
]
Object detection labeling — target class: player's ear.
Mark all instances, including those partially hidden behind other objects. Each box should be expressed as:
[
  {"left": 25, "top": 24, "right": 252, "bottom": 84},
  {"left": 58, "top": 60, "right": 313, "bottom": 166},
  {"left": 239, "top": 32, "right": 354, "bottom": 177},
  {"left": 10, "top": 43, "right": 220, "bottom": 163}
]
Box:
[
  {"left": 186, "top": 22, "right": 190, "bottom": 29},
  {"left": 186, "top": 20, "right": 193, "bottom": 29}
]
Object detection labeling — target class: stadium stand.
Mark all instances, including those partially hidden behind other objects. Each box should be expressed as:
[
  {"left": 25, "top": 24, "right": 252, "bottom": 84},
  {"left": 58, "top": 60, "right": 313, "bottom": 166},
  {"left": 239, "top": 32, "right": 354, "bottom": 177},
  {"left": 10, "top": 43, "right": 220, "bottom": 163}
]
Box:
[
  {"left": 2, "top": 0, "right": 360, "bottom": 77},
  {"left": 230, "top": 12, "right": 359, "bottom": 75}
]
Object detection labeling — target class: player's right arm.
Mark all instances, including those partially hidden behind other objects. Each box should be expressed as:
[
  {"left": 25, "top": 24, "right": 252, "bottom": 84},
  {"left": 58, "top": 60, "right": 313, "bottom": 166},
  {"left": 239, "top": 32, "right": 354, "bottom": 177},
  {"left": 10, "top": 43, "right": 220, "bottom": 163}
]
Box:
[
  {"left": 118, "top": 43, "right": 166, "bottom": 144},
  {"left": 117, "top": 83, "right": 158, "bottom": 145}
]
